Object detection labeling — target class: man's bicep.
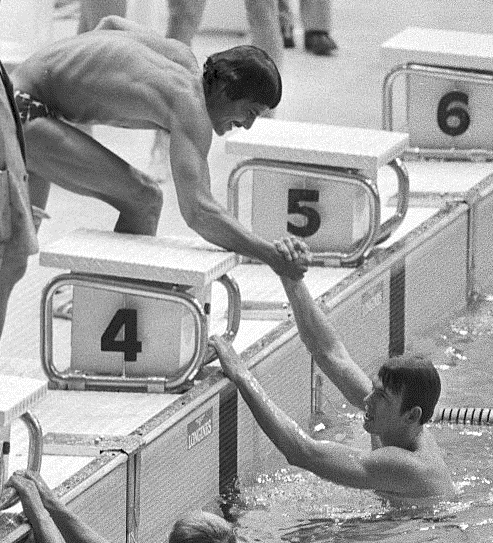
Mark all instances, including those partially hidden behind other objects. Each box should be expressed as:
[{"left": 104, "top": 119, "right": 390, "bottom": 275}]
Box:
[
  {"left": 301, "top": 440, "right": 375, "bottom": 490},
  {"left": 169, "top": 125, "right": 215, "bottom": 217},
  {"left": 362, "top": 449, "right": 425, "bottom": 494}
]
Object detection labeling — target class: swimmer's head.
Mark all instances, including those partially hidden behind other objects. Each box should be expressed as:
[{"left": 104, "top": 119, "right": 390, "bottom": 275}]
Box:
[
  {"left": 203, "top": 45, "right": 282, "bottom": 110},
  {"left": 169, "top": 511, "right": 236, "bottom": 543},
  {"left": 378, "top": 353, "right": 441, "bottom": 424}
]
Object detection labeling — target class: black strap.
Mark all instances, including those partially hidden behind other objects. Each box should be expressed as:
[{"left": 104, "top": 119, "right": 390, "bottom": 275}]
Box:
[{"left": 0, "top": 61, "right": 26, "bottom": 164}]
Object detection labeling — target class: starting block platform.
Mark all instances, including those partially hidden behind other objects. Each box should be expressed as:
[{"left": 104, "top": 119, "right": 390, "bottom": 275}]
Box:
[
  {"left": 226, "top": 119, "right": 410, "bottom": 266},
  {"left": 0, "top": 376, "right": 46, "bottom": 511},
  {"left": 382, "top": 160, "right": 493, "bottom": 297},
  {"left": 39, "top": 229, "right": 241, "bottom": 393},
  {"left": 381, "top": 27, "right": 493, "bottom": 160}
]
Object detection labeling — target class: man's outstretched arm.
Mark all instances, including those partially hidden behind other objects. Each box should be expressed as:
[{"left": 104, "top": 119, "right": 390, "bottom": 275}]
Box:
[
  {"left": 210, "top": 336, "right": 424, "bottom": 495},
  {"left": 280, "top": 274, "right": 371, "bottom": 409},
  {"left": 169, "top": 118, "right": 310, "bottom": 280},
  {"left": 272, "top": 237, "right": 371, "bottom": 407}
]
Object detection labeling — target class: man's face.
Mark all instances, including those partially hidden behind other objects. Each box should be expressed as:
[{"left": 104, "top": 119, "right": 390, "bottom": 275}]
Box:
[
  {"left": 210, "top": 96, "right": 268, "bottom": 136},
  {"left": 363, "top": 377, "right": 409, "bottom": 439}
]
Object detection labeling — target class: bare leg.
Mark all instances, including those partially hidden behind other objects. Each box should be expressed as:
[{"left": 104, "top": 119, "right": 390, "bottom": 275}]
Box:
[
  {"left": 244, "top": 0, "right": 284, "bottom": 72},
  {"left": 166, "top": 0, "right": 207, "bottom": 46},
  {"left": 300, "top": 0, "right": 337, "bottom": 54},
  {"left": 278, "top": 0, "right": 294, "bottom": 29},
  {"left": 23, "top": 117, "right": 163, "bottom": 236},
  {"left": 278, "top": 0, "right": 295, "bottom": 48},
  {"left": 300, "top": 0, "right": 330, "bottom": 32},
  {"left": 78, "top": 0, "right": 127, "bottom": 33}
]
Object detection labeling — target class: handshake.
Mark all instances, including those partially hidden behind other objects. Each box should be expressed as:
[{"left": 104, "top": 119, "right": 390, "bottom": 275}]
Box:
[{"left": 273, "top": 236, "right": 312, "bottom": 279}]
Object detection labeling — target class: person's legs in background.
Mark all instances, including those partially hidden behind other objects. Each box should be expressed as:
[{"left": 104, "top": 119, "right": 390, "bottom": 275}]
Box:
[
  {"left": 166, "top": 0, "right": 207, "bottom": 45},
  {"left": 244, "top": 0, "right": 283, "bottom": 72},
  {"left": 148, "top": 0, "right": 207, "bottom": 180},
  {"left": 300, "top": 0, "right": 337, "bottom": 55},
  {"left": 78, "top": 0, "right": 127, "bottom": 33},
  {"left": 278, "top": 0, "right": 295, "bottom": 48}
]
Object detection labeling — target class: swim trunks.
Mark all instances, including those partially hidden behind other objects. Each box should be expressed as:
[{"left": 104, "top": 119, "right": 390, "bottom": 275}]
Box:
[{"left": 14, "top": 90, "right": 58, "bottom": 124}]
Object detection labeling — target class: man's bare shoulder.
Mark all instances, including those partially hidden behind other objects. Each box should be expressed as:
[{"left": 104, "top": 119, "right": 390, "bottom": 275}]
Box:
[
  {"left": 94, "top": 28, "right": 199, "bottom": 74},
  {"left": 169, "top": 83, "right": 212, "bottom": 153},
  {"left": 364, "top": 442, "right": 454, "bottom": 497}
]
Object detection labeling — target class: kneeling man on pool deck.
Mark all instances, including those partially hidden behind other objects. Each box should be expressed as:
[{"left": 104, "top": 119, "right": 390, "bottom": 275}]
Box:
[
  {"left": 211, "top": 238, "right": 455, "bottom": 503},
  {"left": 11, "top": 16, "right": 306, "bottom": 283}
]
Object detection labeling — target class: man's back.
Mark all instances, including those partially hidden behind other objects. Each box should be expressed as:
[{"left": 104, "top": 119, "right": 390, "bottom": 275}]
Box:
[{"left": 11, "top": 29, "right": 201, "bottom": 128}]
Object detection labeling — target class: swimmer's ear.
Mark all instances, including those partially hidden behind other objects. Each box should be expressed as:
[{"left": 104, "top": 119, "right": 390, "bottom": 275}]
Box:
[{"left": 405, "top": 406, "right": 422, "bottom": 424}]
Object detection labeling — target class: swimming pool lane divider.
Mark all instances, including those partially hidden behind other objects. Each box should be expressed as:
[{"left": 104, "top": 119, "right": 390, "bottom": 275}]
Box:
[{"left": 433, "top": 407, "right": 493, "bottom": 425}]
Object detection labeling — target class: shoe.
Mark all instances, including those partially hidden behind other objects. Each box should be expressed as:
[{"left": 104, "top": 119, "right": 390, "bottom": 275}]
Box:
[
  {"left": 304, "top": 31, "right": 338, "bottom": 56},
  {"left": 281, "top": 24, "right": 295, "bottom": 48}
]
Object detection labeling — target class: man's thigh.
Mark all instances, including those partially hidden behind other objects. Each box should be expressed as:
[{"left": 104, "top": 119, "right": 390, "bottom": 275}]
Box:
[
  {"left": 23, "top": 118, "right": 146, "bottom": 203},
  {"left": 23, "top": 117, "right": 163, "bottom": 235}
]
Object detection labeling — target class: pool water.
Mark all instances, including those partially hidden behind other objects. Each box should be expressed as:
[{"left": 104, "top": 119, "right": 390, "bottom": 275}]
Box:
[{"left": 224, "top": 298, "right": 493, "bottom": 542}]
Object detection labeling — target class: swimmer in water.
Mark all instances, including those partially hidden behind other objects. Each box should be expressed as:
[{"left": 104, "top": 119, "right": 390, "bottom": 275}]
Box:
[
  {"left": 11, "top": 16, "right": 308, "bottom": 283},
  {"left": 8, "top": 470, "right": 237, "bottom": 543},
  {"left": 211, "top": 237, "right": 455, "bottom": 504}
]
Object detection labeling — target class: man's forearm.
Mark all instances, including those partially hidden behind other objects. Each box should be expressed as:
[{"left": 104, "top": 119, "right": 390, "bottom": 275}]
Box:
[
  {"left": 232, "top": 369, "right": 312, "bottom": 466},
  {"left": 189, "top": 202, "right": 292, "bottom": 273},
  {"left": 281, "top": 277, "right": 371, "bottom": 408},
  {"left": 43, "top": 500, "right": 110, "bottom": 543},
  {"left": 24, "top": 509, "right": 65, "bottom": 543}
]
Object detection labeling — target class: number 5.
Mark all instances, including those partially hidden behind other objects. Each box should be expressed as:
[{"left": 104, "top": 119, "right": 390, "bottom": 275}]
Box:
[{"left": 287, "top": 188, "right": 321, "bottom": 238}]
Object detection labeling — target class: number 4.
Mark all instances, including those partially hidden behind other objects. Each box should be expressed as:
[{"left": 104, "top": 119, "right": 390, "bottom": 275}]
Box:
[{"left": 101, "top": 309, "right": 142, "bottom": 362}]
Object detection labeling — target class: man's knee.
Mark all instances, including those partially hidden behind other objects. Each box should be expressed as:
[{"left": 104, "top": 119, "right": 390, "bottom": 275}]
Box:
[
  {"left": 117, "top": 180, "right": 163, "bottom": 236},
  {"left": 140, "top": 179, "right": 163, "bottom": 217}
]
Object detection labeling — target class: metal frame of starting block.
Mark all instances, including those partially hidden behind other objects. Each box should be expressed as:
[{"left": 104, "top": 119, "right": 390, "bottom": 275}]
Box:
[
  {"left": 226, "top": 120, "right": 410, "bottom": 266},
  {"left": 381, "top": 28, "right": 493, "bottom": 161},
  {"left": 40, "top": 230, "right": 241, "bottom": 393},
  {"left": 0, "top": 376, "right": 46, "bottom": 510}
]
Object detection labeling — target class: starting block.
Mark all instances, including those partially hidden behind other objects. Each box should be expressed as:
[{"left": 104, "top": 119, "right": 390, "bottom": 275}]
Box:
[
  {"left": 40, "top": 229, "right": 241, "bottom": 393},
  {"left": 0, "top": 375, "right": 46, "bottom": 510},
  {"left": 381, "top": 27, "right": 493, "bottom": 160},
  {"left": 225, "top": 119, "right": 409, "bottom": 266}
]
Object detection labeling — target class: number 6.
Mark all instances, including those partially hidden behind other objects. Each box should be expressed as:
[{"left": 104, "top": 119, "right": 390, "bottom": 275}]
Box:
[{"left": 437, "top": 90, "right": 470, "bottom": 137}]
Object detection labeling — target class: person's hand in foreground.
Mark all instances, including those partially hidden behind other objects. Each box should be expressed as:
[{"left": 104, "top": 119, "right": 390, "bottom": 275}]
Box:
[
  {"left": 7, "top": 471, "right": 65, "bottom": 543},
  {"left": 8, "top": 470, "right": 110, "bottom": 543},
  {"left": 209, "top": 335, "right": 246, "bottom": 383}
]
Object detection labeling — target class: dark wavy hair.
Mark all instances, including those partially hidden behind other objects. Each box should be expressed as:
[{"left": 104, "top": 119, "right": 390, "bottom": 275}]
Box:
[
  {"left": 378, "top": 353, "right": 441, "bottom": 424},
  {"left": 203, "top": 45, "right": 282, "bottom": 109}
]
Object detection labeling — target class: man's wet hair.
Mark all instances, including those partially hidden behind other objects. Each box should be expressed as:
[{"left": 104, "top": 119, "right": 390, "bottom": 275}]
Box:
[
  {"left": 169, "top": 511, "right": 236, "bottom": 543},
  {"left": 378, "top": 353, "right": 441, "bottom": 424},
  {"left": 203, "top": 45, "right": 282, "bottom": 109}
]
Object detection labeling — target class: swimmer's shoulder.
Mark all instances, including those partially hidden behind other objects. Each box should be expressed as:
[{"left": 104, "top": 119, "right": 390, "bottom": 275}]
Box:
[{"left": 95, "top": 27, "right": 199, "bottom": 74}]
